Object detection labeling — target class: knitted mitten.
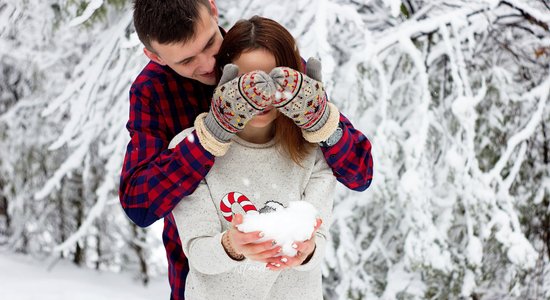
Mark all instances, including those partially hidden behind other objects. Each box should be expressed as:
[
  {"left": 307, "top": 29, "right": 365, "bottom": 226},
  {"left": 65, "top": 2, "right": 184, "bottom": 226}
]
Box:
[
  {"left": 195, "top": 64, "right": 275, "bottom": 156},
  {"left": 269, "top": 58, "right": 330, "bottom": 132}
]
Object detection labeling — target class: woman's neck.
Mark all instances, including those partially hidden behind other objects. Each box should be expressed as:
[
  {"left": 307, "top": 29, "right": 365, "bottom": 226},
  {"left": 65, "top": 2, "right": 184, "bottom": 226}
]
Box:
[{"left": 236, "top": 124, "right": 275, "bottom": 144}]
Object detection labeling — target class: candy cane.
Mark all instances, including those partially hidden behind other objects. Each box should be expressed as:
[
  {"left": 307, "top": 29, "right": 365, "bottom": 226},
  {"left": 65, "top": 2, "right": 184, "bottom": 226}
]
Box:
[{"left": 220, "top": 192, "right": 258, "bottom": 222}]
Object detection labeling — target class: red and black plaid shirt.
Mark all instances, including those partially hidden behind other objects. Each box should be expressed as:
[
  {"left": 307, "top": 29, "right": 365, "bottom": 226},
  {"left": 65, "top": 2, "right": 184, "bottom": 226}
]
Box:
[{"left": 119, "top": 61, "right": 373, "bottom": 300}]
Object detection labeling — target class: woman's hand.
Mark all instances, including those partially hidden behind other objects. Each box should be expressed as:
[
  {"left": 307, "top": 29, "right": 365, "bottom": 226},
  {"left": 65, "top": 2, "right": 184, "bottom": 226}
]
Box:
[
  {"left": 222, "top": 213, "right": 282, "bottom": 261},
  {"left": 265, "top": 218, "right": 322, "bottom": 270}
]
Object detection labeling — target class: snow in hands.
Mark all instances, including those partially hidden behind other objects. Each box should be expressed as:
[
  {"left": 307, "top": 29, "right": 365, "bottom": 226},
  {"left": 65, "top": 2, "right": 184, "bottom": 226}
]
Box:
[{"left": 236, "top": 200, "right": 319, "bottom": 257}]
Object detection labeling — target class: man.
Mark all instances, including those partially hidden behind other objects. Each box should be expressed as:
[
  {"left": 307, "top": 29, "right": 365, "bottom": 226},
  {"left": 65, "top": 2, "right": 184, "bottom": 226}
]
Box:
[{"left": 120, "top": 0, "right": 373, "bottom": 299}]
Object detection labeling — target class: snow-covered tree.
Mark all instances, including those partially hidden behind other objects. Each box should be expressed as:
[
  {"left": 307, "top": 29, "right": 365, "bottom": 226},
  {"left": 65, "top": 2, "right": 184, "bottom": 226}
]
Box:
[{"left": 1, "top": 0, "right": 548, "bottom": 298}]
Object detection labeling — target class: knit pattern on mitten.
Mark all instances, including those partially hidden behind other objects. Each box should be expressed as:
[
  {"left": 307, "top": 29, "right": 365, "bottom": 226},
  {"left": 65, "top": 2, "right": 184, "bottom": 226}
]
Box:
[
  {"left": 269, "top": 67, "right": 328, "bottom": 131},
  {"left": 206, "top": 70, "right": 275, "bottom": 142}
]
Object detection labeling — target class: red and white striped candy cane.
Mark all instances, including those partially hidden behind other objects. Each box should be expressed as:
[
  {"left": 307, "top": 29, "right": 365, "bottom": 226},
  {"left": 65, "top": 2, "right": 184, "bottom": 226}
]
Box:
[{"left": 220, "top": 192, "right": 258, "bottom": 222}]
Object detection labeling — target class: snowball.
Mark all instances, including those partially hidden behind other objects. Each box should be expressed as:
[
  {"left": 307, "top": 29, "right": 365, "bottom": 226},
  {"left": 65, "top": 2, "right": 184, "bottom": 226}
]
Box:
[{"left": 237, "top": 201, "right": 318, "bottom": 256}]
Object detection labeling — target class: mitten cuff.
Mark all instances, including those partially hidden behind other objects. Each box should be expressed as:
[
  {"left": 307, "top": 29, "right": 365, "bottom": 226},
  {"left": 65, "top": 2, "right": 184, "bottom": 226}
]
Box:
[
  {"left": 304, "top": 99, "right": 331, "bottom": 132},
  {"left": 302, "top": 103, "right": 340, "bottom": 143},
  {"left": 204, "top": 111, "right": 235, "bottom": 143},
  {"left": 195, "top": 113, "right": 232, "bottom": 156}
]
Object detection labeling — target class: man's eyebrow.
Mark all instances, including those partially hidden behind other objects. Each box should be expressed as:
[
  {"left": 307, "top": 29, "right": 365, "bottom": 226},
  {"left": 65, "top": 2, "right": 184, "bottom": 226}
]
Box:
[{"left": 176, "top": 32, "right": 216, "bottom": 64}]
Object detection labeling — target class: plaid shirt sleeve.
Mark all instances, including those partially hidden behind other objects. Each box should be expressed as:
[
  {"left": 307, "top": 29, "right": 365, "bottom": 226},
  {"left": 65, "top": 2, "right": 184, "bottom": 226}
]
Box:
[
  {"left": 320, "top": 112, "right": 373, "bottom": 191},
  {"left": 119, "top": 82, "right": 215, "bottom": 227}
]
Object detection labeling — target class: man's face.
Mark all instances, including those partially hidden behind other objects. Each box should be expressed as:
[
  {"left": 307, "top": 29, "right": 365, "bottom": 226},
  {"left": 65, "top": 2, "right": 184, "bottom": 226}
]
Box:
[{"left": 145, "top": 4, "right": 223, "bottom": 85}]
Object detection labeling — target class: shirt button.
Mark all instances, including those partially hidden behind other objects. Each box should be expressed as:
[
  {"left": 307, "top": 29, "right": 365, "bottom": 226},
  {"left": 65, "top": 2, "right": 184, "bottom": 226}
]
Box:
[{"left": 204, "top": 164, "right": 212, "bottom": 170}]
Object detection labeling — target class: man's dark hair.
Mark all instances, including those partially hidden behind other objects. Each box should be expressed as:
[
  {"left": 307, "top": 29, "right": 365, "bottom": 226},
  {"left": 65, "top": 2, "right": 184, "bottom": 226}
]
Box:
[{"left": 133, "top": 0, "right": 211, "bottom": 52}]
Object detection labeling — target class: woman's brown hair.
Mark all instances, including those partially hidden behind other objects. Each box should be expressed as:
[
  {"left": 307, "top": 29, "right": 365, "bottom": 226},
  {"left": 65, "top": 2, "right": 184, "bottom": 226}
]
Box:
[{"left": 216, "top": 16, "right": 314, "bottom": 165}]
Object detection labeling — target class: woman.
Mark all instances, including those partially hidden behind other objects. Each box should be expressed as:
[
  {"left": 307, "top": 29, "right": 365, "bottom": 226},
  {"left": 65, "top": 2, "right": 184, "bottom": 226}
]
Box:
[{"left": 170, "top": 16, "right": 336, "bottom": 299}]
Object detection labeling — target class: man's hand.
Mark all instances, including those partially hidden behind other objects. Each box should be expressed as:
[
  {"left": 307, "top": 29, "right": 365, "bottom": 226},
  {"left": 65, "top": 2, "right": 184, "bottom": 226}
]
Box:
[
  {"left": 204, "top": 64, "right": 276, "bottom": 143},
  {"left": 264, "top": 218, "right": 323, "bottom": 270},
  {"left": 222, "top": 213, "right": 282, "bottom": 262},
  {"left": 269, "top": 58, "right": 329, "bottom": 132}
]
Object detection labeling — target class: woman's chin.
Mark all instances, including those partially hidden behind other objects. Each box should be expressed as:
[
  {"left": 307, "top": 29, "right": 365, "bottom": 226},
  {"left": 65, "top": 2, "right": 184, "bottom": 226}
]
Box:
[
  {"left": 247, "top": 110, "right": 278, "bottom": 127},
  {"left": 246, "top": 119, "right": 274, "bottom": 128}
]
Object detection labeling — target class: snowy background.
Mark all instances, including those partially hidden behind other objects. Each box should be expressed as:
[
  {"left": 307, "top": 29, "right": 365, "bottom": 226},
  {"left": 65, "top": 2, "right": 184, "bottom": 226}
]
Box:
[{"left": 1, "top": 0, "right": 549, "bottom": 299}]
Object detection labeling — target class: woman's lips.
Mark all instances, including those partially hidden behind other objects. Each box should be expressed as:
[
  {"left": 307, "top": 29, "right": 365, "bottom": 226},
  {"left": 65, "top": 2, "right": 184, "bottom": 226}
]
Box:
[{"left": 257, "top": 108, "right": 273, "bottom": 115}]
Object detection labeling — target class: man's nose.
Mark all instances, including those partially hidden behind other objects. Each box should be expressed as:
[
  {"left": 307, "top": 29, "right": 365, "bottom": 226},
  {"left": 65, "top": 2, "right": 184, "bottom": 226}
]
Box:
[{"left": 196, "top": 52, "right": 216, "bottom": 73}]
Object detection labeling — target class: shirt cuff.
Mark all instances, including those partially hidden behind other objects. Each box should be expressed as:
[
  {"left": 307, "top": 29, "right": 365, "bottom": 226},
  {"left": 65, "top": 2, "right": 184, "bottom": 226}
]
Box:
[{"left": 319, "top": 120, "right": 352, "bottom": 173}]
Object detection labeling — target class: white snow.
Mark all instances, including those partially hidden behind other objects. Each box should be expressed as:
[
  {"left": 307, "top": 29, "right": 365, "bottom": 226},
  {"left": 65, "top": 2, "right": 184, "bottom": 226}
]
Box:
[
  {"left": 186, "top": 133, "right": 195, "bottom": 144},
  {"left": 2, "top": 0, "right": 549, "bottom": 299},
  {"left": 461, "top": 269, "right": 476, "bottom": 298},
  {"left": 68, "top": 0, "right": 104, "bottom": 27},
  {"left": 237, "top": 201, "right": 318, "bottom": 256},
  {"left": 0, "top": 251, "right": 169, "bottom": 300},
  {"left": 466, "top": 236, "right": 483, "bottom": 267}
]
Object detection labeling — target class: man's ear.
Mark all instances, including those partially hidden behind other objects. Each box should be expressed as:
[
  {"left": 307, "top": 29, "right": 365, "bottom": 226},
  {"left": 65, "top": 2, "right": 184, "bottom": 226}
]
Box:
[
  {"left": 208, "top": 0, "right": 219, "bottom": 21},
  {"left": 143, "top": 47, "right": 166, "bottom": 65}
]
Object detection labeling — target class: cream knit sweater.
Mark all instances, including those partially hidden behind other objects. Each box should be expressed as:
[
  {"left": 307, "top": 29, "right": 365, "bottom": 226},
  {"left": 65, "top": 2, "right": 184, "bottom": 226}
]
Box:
[{"left": 170, "top": 128, "right": 336, "bottom": 300}]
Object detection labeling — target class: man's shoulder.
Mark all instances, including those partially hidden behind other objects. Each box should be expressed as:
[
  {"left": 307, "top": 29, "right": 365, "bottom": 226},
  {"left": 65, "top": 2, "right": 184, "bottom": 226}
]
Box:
[
  {"left": 132, "top": 61, "right": 187, "bottom": 88},
  {"left": 128, "top": 61, "right": 213, "bottom": 119}
]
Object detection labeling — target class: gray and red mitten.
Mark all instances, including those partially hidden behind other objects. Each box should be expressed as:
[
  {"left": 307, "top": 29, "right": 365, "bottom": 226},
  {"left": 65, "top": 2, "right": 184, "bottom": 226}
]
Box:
[
  {"left": 195, "top": 64, "right": 276, "bottom": 156},
  {"left": 269, "top": 58, "right": 340, "bottom": 143}
]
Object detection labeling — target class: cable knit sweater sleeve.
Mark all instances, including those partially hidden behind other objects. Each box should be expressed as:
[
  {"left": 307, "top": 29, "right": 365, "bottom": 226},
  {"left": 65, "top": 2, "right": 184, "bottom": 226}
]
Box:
[
  {"left": 294, "top": 149, "right": 336, "bottom": 272},
  {"left": 172, "top": 180, "right": 244, "bottom": 275}
]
